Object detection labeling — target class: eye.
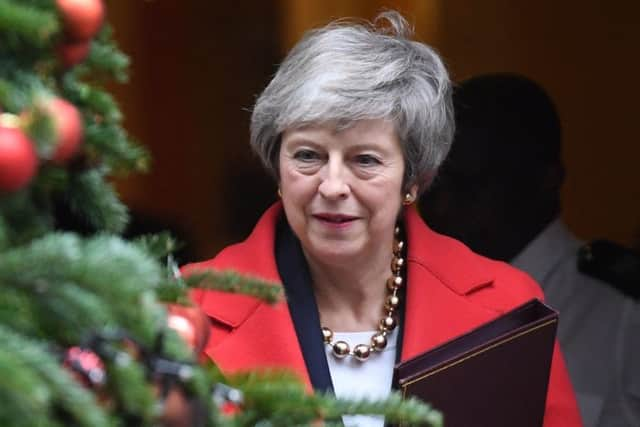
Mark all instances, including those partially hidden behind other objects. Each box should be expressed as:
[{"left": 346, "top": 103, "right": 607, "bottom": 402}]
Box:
[
  {"left": 355, "top": 154, "right": 381, "bottom": 167},
  {"left": 293, "top": 149, "right": 319, "bottom": 162}
]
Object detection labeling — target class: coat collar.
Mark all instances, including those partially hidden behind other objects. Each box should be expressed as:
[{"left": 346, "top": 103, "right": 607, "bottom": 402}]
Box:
[
  {"left": 186, "top": 203, "right": 283, "bottom": 328},
  {"left": 401, "top": 206, "right": 498, "bottom": 360},
  {"left": 185, "top": 204, "right": 312, "bottom": 389},
  {"left": 404, "top": 205, "right": 494, "bottom": 295}
]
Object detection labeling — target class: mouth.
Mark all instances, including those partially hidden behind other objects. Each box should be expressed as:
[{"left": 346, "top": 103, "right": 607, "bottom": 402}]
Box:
[{"left": 312, "top": 213, "right": 359, "bottom": 224}]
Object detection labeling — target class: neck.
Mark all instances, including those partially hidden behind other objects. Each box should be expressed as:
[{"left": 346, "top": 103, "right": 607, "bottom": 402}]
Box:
[{"left": 306, "top": 246, "right": 393, "bottom": 333}]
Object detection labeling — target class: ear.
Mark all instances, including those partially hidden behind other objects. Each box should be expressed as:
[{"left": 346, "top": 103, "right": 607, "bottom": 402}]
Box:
[{"left": 408, "top": 184, "right": 418, "bottom": 200}]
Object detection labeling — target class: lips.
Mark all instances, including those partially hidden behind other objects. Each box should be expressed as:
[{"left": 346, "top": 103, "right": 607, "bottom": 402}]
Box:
[{"left": 312, "top": 213, "right": 358, "bottom": 224}]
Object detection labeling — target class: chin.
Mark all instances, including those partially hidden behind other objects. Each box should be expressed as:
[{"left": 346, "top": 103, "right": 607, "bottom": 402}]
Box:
[{"left": 304, "top": 241, "right": 364, "bottom": 265}]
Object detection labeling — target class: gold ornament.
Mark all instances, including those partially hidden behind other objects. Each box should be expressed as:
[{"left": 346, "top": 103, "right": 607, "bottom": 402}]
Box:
[
  {"left": 379, "top": 315, "right": 397, "bottom": 331},
  {"left": 321, "top": 327, "right": 333, "bottom": 343},
  {"left": 332, "top": 341, "right": 350, "bottom": 358},
  {"left": 353, "top": 344, "right": 371, "bottom": 361},
  {"left": 391, "top": 257, "right": 404, "bottom": 274},
  {"left": 385, "top": 294, "right": 400, "bottom": 311},
  {"left": 371, "top": 332, "right": 388, "bottom": 351},
  {"left": 386, "top": 276, "right": 403, "bottom": 291},
  {"left": 394, "top": 240, "right": 404, "bottom": 255}
]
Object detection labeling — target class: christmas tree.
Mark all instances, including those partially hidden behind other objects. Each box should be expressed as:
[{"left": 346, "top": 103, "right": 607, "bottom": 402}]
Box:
[{"left": 0, "top": 1, "right": 442, "bottom": 425}]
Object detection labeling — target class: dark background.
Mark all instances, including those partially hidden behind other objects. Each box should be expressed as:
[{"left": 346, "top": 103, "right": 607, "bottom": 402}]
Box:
[{"left": 106, "top": 1, "right": 640, "bottom": 262}]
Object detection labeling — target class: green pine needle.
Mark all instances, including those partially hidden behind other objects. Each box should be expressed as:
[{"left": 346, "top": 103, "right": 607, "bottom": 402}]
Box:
[
  {"left": 64, "top": 169, "right": 129, "bottom": 234},
  {"left": 0, "top": 0, "right": 59, "bottom": 46},
  {"left": 133, "top": 231, "right": 181, "bottom": 259},
  {"left": 104, "top": 353, "right": 157, "bottom": 423},
  {"left": 0, "top": 232, "right": 166, "bottom": 342},
  {"left": 0, "top": 325, "right": 113, "bottom": 427},
  {"left": 81, "top": 36, "right": 130, "bottom": 83},
  {"left": 318, "top": 392, "right": 443, "bottom": 426},
  {"left": 0, "top": 189, "right": 55, "bottom": 247},
  {"left": 184, "top": 269, "right": 283, "bottom": 304},
  {"left": 223, "top": 370, "right": 442, "bottom": 426}
]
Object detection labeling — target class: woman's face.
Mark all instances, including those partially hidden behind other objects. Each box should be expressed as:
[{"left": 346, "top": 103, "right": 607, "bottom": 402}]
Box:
[{"left": 279, "top": 119, "right": 413, "bottom": 266}]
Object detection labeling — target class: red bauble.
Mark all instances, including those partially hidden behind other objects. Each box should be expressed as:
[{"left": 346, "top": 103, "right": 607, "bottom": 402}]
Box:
[
  {"left": 63, "top": 346, "right": 106, "bottom": 388},
  {"left": 58, "top": 39, "right": 91, "bottom": 67},
  {"left": 56, "top": 0, "right": 105, "bottom": 41},
  {"left": 166, "top": 304, "right": 211, "bottom": 355},
  {"left": 41, "top": 97, "right": 84, "bottom": 164},
  {"left": 0, "top": 126, "right": 38, "bottom": 192}
]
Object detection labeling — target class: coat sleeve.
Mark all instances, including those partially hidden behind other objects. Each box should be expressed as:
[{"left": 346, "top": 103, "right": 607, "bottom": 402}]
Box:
[{"left": 543, "top": 342, "right": 583, "bottom": 426}]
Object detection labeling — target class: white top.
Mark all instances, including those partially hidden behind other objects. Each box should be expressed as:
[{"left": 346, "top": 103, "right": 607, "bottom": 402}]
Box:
[{"left": 325, "top": 328, "right": 398, "bottom": 427}]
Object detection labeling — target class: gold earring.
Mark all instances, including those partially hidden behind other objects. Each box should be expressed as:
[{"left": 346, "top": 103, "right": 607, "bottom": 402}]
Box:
[
  {"left": 277, "top": 188, "right": 282, "bottom": 198},
  {"left": 403, "top": 193, "right": 414, "bottom": 205}
]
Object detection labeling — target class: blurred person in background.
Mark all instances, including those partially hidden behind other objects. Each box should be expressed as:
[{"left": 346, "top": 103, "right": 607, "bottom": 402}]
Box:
[{"left": 420, "top": 73, "right": 640, "bottom": 427}]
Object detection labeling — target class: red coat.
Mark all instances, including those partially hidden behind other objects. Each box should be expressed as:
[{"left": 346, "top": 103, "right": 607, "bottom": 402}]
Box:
[{"left": 185, "top": 203, "right": 582, "bottom": 427}]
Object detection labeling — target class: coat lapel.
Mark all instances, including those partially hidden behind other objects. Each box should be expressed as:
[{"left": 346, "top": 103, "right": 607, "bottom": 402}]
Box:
[
  {"left": 275, "top": 218, "right": 334, "bottom": 393},
  {"left": 400, "top": 207, "right": 499, "bottom": 361},
  {"left": 203, "top": 296, "right": 312, "bottom": 390},
  {"left": 189, "top": 203, "right": 314, "bottom": 390},
  {"left": 401, "top": 266, "right": 499, "bottom": 361}
]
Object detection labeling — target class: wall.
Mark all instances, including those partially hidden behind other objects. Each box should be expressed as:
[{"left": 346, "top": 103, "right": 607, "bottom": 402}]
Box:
[
  {"left": 108, "top": 1, "right": 640, "bottom": 262},
  {"left": 439, "top": 1, "right": 640, "bottom": 246}
]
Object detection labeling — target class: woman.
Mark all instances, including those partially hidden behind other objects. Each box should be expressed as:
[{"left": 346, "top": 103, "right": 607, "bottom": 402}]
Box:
[{"left": 186, "top": 11, "right": 582, "bottom": 427}]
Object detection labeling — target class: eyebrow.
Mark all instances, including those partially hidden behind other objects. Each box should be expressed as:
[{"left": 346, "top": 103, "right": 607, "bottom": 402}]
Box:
[
  {"left": 283, "top": 129, "right": 397, "bottom": 153},
  {"left": 282, "top": 136, "right": 321, "bottom": 147}
]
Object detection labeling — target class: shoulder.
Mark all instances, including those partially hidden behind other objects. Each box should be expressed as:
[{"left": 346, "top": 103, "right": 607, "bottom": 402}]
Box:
[
  {"left": 474, "top": 256, "right": 545, "bottom": 311},
  {"left": 405, "top": 207, "right": 543, "bottom": 313},
  {"left": 577, "top": 239, "right": 640, "bottom": 300}
]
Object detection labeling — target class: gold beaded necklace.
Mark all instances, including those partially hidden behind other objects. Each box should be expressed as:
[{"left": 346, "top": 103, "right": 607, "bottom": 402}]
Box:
[{"left": 321, "top": 225, "right": 404, "bottom": 362}]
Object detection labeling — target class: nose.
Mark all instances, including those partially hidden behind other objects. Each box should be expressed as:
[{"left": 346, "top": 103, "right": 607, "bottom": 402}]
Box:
[{"left": 318, "top": 158, "right": 350, "bottom": 200}]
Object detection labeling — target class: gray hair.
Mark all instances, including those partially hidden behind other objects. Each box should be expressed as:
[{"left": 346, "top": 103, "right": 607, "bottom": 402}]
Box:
[{"left": 250, "top": 10, "right": 454, "bottom": 193}]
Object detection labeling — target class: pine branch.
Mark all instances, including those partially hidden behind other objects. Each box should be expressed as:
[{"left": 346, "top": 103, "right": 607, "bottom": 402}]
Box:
[
  {"left": 31, "top": 282, "right": 116, "bottom": 343},
  {"left": 0, "top": 0, "right": 59, "bottom": 46},
  {"left": 184, "top": 269, "right": 283, "bottom": 304},
  {"left": 0, "top": 233, "right": 167, "bottom": 344},
  {"left": 0, "top": 71, "right": 52, "bottom": 114},
  {"left": 0, "top": 190, "right": 55, "bottom": 247},
  {"left": 0, "top": 349, "right": 52, "bottom": 425},
  {"left": 0, "top": 77, "right": 30, "bottom": 113},
  {"left": 84, "top": 120, "right": 150, "bottom": 173},
  {"left": 104, "top": 352, "right": 157, "bottom": 424},
  {"left": 317, "top": 393, "right": 443, "bottom": 426},
  {"left": 0, "top": 287, "right": 40, "bottom": 336},
  {"left": 132, "top": 231, "right": 181, "bottom": 260},
  {"left": 64, "top": 169, "right": 129, "bottom": 234},
  {"left": 61, "top": 75, "right": 122, "bottom": 123},
  {"left": 157, "top": 326, "right": 197, "bottom": 362},
  {"left": 0, "top": 325, "right": 113, "bottom": 427},
  {"left": 24, "top": 105, "right": 57, "bottom": 156},
  {"left": 75, "top": 25, "right": 130, "bottom": 83},
  {"left": 224, "top": 370, "right": 441, "bottom": 426},
  {"left": 155, "top": 279, "right": 190, "bottom": 304},
  {"left": 60, "top": 75, "right": 149, "bottom": 173}
]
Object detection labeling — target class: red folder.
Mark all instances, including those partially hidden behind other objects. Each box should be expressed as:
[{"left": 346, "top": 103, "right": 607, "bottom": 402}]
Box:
[{"left": 394, "top": 299, "right": 558, "bottom": 427}]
